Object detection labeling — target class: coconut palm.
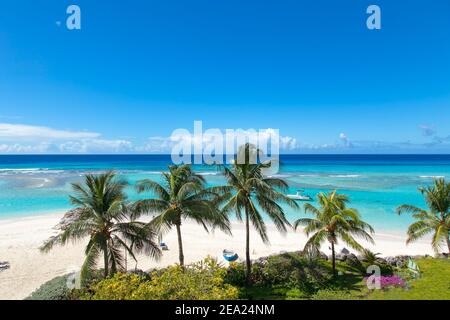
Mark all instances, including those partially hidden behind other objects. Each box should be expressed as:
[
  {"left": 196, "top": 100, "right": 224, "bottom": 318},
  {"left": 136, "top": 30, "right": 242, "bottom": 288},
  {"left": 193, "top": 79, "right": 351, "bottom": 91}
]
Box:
[
  {"left": 360, "top": 248, "right": 381, "bottom": 265},
  {"left": 219, "top": 144, "right": 299, "bottom": 285},
  {"left": 40, "top": 172, "right": 161, "bottom": 284},
  {"left": 397, "top": 178, "right": 450, "bottom": 254},
  {"left": 294, "top": 191, "right": 375, "bottom": 276},
  {"left": 134, "top": 164, "right": 230, "bottom": 267}
]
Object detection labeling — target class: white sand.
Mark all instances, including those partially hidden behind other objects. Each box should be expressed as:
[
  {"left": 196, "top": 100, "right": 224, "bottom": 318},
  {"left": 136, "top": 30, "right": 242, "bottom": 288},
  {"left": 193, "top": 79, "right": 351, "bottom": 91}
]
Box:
[{"left": 0, "top": 212, "right": 432, "bottom": 300}]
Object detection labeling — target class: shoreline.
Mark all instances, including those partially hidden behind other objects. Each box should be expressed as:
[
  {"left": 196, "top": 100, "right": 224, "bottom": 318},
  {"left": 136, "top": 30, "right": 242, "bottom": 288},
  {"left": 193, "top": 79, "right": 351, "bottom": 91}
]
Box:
[{"left": 0, "top": 211, "right": 432, "bottom": 300}]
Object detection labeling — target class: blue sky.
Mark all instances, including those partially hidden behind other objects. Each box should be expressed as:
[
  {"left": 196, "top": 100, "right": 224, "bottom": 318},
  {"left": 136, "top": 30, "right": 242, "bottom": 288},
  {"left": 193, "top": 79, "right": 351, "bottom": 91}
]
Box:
[{"left": 0, "top": 0, "right": 449, "bottom": 153}]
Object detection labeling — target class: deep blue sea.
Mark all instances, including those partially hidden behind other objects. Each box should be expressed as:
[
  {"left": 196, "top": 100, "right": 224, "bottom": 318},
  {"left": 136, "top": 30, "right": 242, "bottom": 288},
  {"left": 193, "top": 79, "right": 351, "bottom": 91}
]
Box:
[{"left": 1, "top": 154, "right": 449, "bottom": 234}]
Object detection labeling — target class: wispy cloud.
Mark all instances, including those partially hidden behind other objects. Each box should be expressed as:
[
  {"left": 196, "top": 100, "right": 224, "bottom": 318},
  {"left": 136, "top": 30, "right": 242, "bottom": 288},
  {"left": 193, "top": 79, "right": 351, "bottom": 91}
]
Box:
[
  {"left": 339, "top": 132, "right": 353, "bottom": 147},
  {"left": 418, "top": 124, "right": 436, "bottom": 137},
  {"left": 0, "top": 123, "right": 128, "bottom": 154},
  {"left": 1, "top": 122, "right": 450, "bottom": 154},
  {"left": 0, "top": 123, "right": 99, "bottom": 140},
  {"left": 293, "top": 129, "right": 450, "bottom": 153},
  {"left": 0, "top": 123, "right": 299, "bottom": 154},
  {"left": 137, "top": 129, "right": 299, "bottom": 153},
  {"left": 58, "top": 139, "right": 134, "bottom": 153},
  {"left": 0, "top": 143, "right": 51, "bottom": 153}
]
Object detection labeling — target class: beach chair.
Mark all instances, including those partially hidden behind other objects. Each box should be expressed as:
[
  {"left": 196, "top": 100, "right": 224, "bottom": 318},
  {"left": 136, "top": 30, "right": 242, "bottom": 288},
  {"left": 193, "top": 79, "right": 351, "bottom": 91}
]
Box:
[
  {"left": 0, "top": 261, "right": 10, "bottom": 272},
  {"left": 407, "top": 258, "right": 420, "bottom": 278}
]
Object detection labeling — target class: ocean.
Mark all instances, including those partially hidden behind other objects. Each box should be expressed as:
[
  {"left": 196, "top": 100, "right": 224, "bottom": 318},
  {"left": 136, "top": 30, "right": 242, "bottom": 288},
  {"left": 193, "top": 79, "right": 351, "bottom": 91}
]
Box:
[{"left": 1, "top": 154, "right": 449, "bottom": 234}]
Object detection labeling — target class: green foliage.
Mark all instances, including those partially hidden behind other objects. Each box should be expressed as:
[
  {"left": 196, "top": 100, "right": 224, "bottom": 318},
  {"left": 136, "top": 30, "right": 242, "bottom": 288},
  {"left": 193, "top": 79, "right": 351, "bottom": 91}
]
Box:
[
  {"left": 342, "top": 254, "right": 394, "bottom": 276},
  {"left": 366, "top": 258, "right": 450, "bottom": 300},
  {"left": 360, "top": 248, "right": 381, "bottom": 265},
  {"left": 397, "top": 178, "right": 450, "bottom": 254},
  {"left": 219, "top": 143, "right": 299, "bottom": 283},
  {"left": 33, "top": 254, "right": 448, "bottom": 301},
  {"left": 261, "top": 254, "right": 330, "bottom": 292},
  {"left": 82, "top": 273, "right": 145, "bottom": 300},
  {"left": 135, "top": 164, "right": 231, "bottom": 266},
  {"left": 294, "top": 191, "right": 375, "bottom": 275},
  {"left": 227, "top": 253, "right": 331, "bottom": 296},
  {"left": 83, "top": 257, "right": 240, "bottom": 300},
  {"left": 224, "top": 262, "right": 247, "bottom": 287},
  {"left": 26, "top": 274, "right": 73, "bottom": 300},
  {"left": 40, "top": 172, "right": 161, "bottom": 284}
]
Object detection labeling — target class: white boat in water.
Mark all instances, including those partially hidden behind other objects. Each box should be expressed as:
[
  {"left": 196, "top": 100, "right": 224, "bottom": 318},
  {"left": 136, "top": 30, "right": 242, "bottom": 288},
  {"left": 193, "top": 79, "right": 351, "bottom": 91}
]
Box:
[{"left": 287, "top": 190, "right": 312, "bottom": 201}]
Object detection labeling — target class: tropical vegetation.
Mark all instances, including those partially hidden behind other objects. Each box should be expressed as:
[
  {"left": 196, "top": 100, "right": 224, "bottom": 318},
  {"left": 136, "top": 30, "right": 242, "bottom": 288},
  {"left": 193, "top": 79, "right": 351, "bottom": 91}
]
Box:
[
  {"left": 81, "top": 257, "right": 240, "bottom": 300},
  {"left": 32, "top": 161, "right": 450, "bottom": 301},
  {"left": 134, "top": 164, "right": 230, "bottom": 266},
  {"left": 40, "top": 172, "right": 161, "bottom": 284},
  {"left": 218, "top": 143, "right": 299, "bottom": 284},
  {"left": 28, "top": 251, "right": 450, "bottom": 300},
  {"left": 397, "top": 178, "right": 450, "bottom": 254},
  {"left": 294, "top": 191, "right": 375, "bottom": 276}
]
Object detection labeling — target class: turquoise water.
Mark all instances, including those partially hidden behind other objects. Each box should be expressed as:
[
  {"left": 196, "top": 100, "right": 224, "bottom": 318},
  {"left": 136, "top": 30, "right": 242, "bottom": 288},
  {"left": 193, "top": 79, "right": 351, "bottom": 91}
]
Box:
[{"left": 0, "top": 155, "right": 449, "bottom": 234}]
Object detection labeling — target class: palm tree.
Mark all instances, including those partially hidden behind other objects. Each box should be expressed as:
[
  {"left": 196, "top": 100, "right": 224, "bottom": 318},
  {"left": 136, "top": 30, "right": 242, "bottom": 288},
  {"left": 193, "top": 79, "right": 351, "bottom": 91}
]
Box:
[
  {"left": 360, "top": 248, "right": 381, "bottom": 265},
  {"left": 135, "top": 164, "right": 230, "bottom": 267},
  {"left": 219, "top": 144, "right": 299, "bottom": 285},
  {"left": 294, "top": 191, "right": 375, "bottom": 276},
  {"left": 397, "top": 178, "right": 450, "bottom": 254},
  {"left": 40, "top": 172, "right": 161, "bottom": 284}
]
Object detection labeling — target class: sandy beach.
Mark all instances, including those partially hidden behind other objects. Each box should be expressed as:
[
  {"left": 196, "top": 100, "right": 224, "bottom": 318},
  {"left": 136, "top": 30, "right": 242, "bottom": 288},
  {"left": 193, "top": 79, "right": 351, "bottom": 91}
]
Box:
[{"left": 0, "top": 212, "right": 432, "bottom": 300}]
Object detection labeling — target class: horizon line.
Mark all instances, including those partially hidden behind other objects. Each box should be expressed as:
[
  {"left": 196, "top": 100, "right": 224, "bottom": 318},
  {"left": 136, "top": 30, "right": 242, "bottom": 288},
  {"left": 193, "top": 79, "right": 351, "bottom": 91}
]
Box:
[{"left": 1, "top": 153, "right": 450, "bottom": 156}]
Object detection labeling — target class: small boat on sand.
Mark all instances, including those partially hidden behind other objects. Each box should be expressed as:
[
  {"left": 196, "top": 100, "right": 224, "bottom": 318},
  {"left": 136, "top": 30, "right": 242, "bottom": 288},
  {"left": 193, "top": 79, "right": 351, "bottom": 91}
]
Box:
[
  {"left": 223, "top": 250, "right": 239, "bottom": 262},
  {"left": 287, "top": 190, "right": 312, "bottom": 201},
  {"left": 0, "top": 261, "right": 10, "bottom": 272}
]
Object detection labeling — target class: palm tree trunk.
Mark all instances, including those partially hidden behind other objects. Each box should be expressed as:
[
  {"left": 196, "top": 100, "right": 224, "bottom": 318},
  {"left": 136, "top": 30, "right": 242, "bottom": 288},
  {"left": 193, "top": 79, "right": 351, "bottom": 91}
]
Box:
[
  {"left": 331, "top": 241, "right": 336, "bottom": 276},
  {"left": 103, "top": 249, "right": 109, "bottom": 278},
  {"left": 245, "top": 206, "right": 252, "bottom": 286},
  {"left": 446, "top": 234, "right": 450, "bottom": 255},
  {"left": 176, "top": 222, "right": 185, "bottom": 267}
]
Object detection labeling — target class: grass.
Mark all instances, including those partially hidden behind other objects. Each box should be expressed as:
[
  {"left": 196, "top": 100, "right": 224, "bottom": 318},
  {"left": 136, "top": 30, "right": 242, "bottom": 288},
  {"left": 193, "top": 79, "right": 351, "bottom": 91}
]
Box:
[
  {"left": 240, "top": 256, "right": 367, "bottom": 300},
  {"left": 240, "top": 256, "right": 450, "bottom": 300},
  {"left": 365, "top": 258, "right": 450, "bottom": 300}
]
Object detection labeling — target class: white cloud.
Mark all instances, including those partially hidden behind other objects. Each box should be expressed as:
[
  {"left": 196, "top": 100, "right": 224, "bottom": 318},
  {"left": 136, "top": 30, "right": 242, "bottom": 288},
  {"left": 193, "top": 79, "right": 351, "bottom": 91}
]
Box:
[
  {"left": 137, "top": 128, "right": 299, "bottom": 153},
  {"left": 58, "top": 139, "right": 133, "bottom": 153},
  {"left": 0, "top": 143, "right": 51, "bottom": 153},
  {"left": 0, "top": 123, "right": 132, "bottom": 154},
  {"left": 0, "top": 123, "right": 99, "bottom": 140},
  {"left": 339, "top": 132, "right": 353, "bottom": 147}
]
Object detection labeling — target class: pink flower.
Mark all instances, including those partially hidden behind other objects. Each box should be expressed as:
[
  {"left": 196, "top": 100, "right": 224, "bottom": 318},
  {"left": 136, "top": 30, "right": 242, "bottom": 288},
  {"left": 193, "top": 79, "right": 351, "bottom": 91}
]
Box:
[{"left": 364, "top": 275, "right": 406, "bottom": 289}]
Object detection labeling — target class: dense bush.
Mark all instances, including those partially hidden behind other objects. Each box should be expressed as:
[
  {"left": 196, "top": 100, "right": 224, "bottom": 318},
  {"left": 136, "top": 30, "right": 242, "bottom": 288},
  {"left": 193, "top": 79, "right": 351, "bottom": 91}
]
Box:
[
  {"left": 84, "top": 257, "right": 240, "bottom": 300},
  {"left": 344, "top": 256, "right": 394, "bottom": 276},
  {"left": 226, "top": 252, "right": 330, "bottom": 293},
  {"left": 81, "top": 273, "right": 144, "bottom": 300},
  {"left": 225, "top": 262, "right": 247, "bottom": 287},
  {"left": 26, "top": 274, "right": 74, "bottom": 300}
]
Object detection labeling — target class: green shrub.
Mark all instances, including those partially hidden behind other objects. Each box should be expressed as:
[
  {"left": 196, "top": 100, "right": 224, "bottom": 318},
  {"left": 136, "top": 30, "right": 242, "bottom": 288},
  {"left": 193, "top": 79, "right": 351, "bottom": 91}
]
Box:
[
  {"left": 263, "top": 254, "right": 298, "bottom": 285},
  {"left": 344, "top": 256, "right": 394, "bottom": 276},
  {"left": 26, "top": 274, "right": 74, "bottom": 300},
  {"left": 81, "top": 273, "right": 145, "bottom": 300},
  {"left": 84, "top": 257, "right": 240, "bottom": 300},
  {"left": 225, "top": 262, "right": 246, "bottom": 287},
  {"left": 264, "top": 253, "right": 330, "bottom": 292},
  {"left": 226, "top": 253, "right": 331, "bottom": 295}
]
